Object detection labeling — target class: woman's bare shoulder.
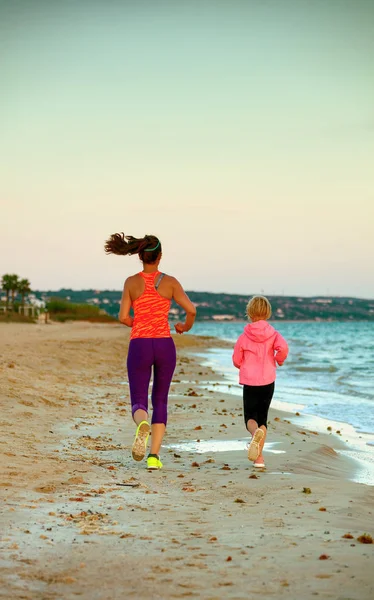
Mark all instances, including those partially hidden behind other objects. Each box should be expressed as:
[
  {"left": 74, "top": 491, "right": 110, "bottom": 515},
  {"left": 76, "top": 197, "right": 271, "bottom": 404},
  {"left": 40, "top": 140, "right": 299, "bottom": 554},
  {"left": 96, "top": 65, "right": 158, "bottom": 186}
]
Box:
[
  {"left": 124, "top": 273, "right": 142, "bottom": 285},
  {"left": 162, "top": 274, "right": 180, "bottom": 285}
]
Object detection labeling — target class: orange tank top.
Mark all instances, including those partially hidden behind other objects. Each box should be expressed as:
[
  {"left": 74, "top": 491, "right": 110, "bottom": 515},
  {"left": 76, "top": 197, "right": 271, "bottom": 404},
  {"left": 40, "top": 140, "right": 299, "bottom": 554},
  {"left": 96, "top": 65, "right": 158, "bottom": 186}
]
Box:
[{"left": 130, "top": 271, "right": 171, "bottom": 339}]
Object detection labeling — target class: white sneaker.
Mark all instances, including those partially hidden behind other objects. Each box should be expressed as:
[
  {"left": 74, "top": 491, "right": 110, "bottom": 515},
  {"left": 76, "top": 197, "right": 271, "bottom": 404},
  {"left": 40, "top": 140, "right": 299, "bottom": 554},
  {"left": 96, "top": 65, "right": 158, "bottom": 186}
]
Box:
[{"left": 247, "top": 429, "right": 264, "bottom": 461}]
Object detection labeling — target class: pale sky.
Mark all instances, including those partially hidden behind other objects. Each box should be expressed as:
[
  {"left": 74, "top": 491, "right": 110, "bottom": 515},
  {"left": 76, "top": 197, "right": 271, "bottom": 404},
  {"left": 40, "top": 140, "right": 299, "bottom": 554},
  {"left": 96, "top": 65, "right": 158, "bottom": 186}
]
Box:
[{"left": 1, "top": 0, "right": 373, "bottom": 297}]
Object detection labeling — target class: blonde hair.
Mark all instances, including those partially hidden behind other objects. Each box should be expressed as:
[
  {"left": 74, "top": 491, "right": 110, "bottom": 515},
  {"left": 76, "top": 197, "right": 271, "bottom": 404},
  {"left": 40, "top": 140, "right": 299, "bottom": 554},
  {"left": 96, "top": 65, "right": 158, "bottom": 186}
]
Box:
[{"left": 246, "top": 295, "right": 272, "bottom": 321}]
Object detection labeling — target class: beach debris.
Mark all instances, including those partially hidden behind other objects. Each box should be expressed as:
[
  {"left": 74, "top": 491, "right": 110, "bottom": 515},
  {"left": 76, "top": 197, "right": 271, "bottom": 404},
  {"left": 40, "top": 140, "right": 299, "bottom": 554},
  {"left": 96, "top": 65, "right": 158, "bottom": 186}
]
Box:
[
  {"left": 226, "top": 556, "right": 232, "bottom": 562},
  {"left": 319, "top": 507, "right": 327, "bottom": 511},
  {"left": 302, "top": 487, "right": 312, "bottom": 494},
  {"left": 209, "top": 537, "right": 218, "bottom": 542},
  {"left": 342, "top": 533, "right": 354, "bottom": 539},
  {"left": 204, "top": 458, "right": 215, "bottom": 464},
  {"left": 194, "top": 426, "right": 202, "bottom": 431},
  {"left": 319, "top": 554, "right": 330, "bottom": 560},
  {"left": 174, "top": 453, "right": 181, "bottom": 458},
  {"left": 114, "top": 483, "right": 140, "bottom": 487},
  {"left": 327, "top": 426, "right": 332, "bottom": 431},
  {"left": 191, "top": 462, "right": 200, "bottom": 467},
  {"left": 221, "top": 465, "right": 231, "bottom": 471},
  {"left": 220, "top": 424, "right": 227, "bottom": 428},
  {"left": 274, "top": 417, "right": 280, "bottom": 421},
  {"left": 185, "top": 388, "right": 199, "bottom": 396},
  {"left": 357, "top": 534, "right": 373, "bottom": 544},
  {"left": 249, "top": 474, "right": 258, "bottom": 479},
  {"left": 234, "top": 498, "right": 245, "bottom": 504},
  {"left": 295, "top": 412, "right": 300, "bottom": 416}
]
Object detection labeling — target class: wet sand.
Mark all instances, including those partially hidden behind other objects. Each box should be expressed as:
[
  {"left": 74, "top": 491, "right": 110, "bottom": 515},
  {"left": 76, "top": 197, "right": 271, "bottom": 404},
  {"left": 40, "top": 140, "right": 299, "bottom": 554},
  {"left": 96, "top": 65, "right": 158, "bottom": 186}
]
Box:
[{"left": 0, "top": 322, "right": 373, "bottom": 600}]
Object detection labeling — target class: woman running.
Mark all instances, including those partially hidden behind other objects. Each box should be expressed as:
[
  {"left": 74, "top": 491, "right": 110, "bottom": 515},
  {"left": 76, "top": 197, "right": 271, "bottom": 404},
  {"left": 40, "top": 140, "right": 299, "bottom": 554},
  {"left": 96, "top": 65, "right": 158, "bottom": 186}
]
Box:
[{"left": 105, "top": 233, "right": 196, "bottom": 470}]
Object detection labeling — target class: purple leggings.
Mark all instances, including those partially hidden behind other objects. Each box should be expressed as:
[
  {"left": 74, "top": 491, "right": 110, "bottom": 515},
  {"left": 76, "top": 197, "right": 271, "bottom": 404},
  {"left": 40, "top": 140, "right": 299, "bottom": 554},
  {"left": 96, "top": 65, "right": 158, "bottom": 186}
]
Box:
[{"left": 127, "top": 338, "right": 176, "bottom": 425}]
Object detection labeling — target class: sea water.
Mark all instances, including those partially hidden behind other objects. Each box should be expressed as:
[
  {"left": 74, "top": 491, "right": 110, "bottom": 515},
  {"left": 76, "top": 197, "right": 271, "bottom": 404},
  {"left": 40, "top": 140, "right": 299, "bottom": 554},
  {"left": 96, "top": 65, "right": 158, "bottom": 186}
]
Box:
[
  {"left": 190, "top": 321, "right": 374, "bottom": 484},
  {"left": 191, "top": 321, "right": 374, "bottom": 438}
]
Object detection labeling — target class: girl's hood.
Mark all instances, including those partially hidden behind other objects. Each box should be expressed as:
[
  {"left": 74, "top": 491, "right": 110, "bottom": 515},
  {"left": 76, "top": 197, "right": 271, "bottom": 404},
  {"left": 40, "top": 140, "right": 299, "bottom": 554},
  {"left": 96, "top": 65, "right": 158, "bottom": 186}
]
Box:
[{"left": 244, "top": 320, "right": 276, "bottom": 343}]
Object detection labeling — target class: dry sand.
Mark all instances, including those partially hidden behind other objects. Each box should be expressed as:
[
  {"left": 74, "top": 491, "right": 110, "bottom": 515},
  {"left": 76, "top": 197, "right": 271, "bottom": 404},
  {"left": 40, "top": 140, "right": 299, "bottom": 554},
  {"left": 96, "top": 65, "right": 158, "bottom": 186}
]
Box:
[{"left": 0, "top": 322, "right": 373, "bottom": 600}]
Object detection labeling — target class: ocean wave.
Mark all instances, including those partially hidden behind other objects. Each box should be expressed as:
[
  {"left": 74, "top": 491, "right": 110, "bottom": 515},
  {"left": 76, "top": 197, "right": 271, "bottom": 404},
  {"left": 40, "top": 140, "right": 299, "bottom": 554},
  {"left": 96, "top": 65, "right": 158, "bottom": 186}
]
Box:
[{"left": 293, "top": 365, "right": 338, "bottom": 373}]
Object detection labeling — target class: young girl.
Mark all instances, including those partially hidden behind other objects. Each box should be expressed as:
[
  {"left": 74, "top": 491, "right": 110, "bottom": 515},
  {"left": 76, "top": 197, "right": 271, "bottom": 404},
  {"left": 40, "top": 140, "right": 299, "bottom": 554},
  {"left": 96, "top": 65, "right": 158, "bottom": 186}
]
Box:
[
  {"left": 105, "top": 233, "right": 196, "bottom": 470},
  {"left": 232, "top": 296, "right": 288, "bottom": 468}
]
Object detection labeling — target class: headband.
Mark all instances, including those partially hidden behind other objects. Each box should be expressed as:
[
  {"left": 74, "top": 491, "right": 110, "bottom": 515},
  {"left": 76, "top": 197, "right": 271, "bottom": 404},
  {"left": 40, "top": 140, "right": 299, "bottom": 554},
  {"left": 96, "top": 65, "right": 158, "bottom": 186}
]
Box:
[{"left": 144, "top": 241, "right": 160, "bottom": 252}]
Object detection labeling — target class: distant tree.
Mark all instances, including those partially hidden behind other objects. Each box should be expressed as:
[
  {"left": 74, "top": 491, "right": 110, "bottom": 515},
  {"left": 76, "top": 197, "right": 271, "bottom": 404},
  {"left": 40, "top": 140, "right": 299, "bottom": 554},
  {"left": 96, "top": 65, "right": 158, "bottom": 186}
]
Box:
[
  {"left": 18, "top": 278, "right": 31, "bottom": 309},
  {"left": 1, "top": 274, "right": 19, "bottom": 312},
  {"left": 10, "top": 274, "right": 20, "bottom": 310}
]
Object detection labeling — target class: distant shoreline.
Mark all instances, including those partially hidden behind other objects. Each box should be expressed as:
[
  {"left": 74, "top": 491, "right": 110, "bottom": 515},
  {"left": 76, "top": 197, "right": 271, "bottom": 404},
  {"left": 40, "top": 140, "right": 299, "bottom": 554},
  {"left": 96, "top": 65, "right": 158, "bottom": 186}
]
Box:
[{"left": 28, "top": 290, "right": 374, "bottom": 322}]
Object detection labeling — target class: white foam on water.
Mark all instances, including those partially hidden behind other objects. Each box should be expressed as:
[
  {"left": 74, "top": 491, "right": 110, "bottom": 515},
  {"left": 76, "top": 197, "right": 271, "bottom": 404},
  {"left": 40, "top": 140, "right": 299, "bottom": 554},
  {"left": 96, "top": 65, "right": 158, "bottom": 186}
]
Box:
[{"left": 165, "top": 439, "right": 285, "bottom": 455}]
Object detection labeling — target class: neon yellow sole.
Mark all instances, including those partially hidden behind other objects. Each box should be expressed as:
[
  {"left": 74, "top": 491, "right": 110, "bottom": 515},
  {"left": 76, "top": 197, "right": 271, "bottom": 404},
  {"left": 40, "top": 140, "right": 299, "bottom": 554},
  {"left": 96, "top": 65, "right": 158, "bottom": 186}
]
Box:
[{"left": 131, "top": 421, "right": 150, "bottom": 462}]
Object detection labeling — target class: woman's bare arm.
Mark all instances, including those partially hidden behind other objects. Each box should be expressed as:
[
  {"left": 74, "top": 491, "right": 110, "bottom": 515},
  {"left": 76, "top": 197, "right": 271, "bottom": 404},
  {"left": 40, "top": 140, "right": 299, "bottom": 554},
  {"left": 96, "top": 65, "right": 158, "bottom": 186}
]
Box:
[
  {"left": 172, "top": 279, "right": 196, "bottom": 334},
  {"left": 119, "top": 278, "right": 133, "bottom": 327}
]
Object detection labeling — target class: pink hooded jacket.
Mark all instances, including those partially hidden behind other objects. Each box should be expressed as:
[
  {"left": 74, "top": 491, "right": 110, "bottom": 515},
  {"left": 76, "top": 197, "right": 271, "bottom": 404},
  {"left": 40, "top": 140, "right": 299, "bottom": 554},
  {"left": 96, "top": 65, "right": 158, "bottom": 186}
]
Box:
[{"left": 232, "top": 320, "right": 289, "bottom": 386}]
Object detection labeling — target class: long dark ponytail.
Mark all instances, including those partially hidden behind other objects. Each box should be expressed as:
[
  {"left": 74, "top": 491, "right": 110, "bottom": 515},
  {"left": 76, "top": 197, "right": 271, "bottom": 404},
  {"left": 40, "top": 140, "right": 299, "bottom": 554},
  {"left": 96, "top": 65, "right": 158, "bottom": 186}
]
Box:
[{"left": 104, "top": 233, "right": 162, "bottom": 264}]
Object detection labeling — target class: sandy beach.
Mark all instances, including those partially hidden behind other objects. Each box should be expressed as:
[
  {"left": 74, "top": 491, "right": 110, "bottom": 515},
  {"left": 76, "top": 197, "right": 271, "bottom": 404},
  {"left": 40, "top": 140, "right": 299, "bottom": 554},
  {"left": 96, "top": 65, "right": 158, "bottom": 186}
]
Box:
[{"left": 0, "top": 322, "right": 373, "bottom": 600}]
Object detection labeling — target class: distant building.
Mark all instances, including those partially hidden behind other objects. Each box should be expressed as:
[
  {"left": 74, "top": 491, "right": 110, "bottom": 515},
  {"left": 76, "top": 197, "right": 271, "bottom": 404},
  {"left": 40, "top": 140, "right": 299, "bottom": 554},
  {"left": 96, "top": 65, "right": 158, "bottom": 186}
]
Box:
[
  {"left": 212, "top": 314, "right": 235, "bottom": 321},
  {"left": 28, "top": 294, "right": 46, "bottom": 309}
]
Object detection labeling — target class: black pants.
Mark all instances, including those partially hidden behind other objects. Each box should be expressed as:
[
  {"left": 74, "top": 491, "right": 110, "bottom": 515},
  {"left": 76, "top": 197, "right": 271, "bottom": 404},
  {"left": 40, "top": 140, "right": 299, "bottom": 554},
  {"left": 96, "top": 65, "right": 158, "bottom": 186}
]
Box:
[{"left": 243, "top": 382, "right": 275, "bottom": 429}]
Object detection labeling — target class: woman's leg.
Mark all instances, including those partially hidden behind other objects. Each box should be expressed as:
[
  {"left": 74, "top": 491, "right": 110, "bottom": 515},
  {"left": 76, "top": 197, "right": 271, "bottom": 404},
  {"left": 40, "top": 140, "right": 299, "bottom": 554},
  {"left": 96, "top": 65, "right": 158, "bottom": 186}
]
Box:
[
  {"left": 127, "top": 339, "right": 153, "bottom": 420},
  {"left": 127, "top": 339, "right": 153, "bottom": 461},
  {"left": 150, "top": 338, "right": 176, "bottom": 456}
]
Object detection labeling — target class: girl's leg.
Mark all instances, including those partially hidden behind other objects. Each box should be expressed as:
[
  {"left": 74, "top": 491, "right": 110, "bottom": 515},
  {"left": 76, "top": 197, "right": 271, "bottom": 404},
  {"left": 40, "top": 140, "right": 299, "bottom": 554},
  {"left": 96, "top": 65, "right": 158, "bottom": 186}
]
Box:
[
  {"left": 150, "top": 338, "right": 176, "bottom": 456},
  {"left": 246, "top": 418, "right": 259, "bottom": 436},
  {"left": 254, "top": 383, "right": 275, "bottom": 466},
  {"left": 247, "top": 418, "right": 267, "bottom": 462},
  {"left": 243, "top": 386, "right": 263, "bottom": 461},
  {"left": 254, "top": 426, "right": 267, "bottom": 465}
]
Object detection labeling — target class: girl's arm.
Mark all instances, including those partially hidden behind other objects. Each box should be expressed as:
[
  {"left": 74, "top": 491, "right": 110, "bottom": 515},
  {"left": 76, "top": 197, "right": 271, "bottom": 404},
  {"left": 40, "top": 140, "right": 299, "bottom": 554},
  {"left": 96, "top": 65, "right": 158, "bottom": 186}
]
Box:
[
  {"left": 172, "top": 278, "right": 196, "bottom": 334},
  {"left": 274, "top": 332, "right": 289, "bottom": 365},
  {"left": 232, "top": 337, "right": 244, "bottom": 369},
  {"left": 118, "top": 279, "right": 134, "bottom": 327}
]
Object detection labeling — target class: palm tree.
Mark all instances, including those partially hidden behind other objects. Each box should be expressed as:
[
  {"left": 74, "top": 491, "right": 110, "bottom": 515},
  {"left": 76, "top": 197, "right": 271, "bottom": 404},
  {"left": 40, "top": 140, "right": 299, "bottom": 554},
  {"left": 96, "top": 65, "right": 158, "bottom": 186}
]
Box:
[
  {"left": 1, "top": 274, "right": 19, "bottom": 312},
  {"left": 10, "top": 275, "right": 20, "bottom": 310},
  {"left": 18, "top": 278, "right": 31, "bottom": 312}
]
